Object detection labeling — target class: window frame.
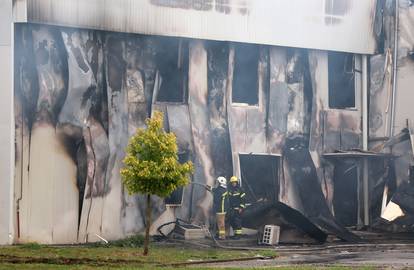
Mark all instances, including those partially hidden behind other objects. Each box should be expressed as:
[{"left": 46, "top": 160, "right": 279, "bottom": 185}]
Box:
[
  {"left": 327, "top": 52, "right": 360, "bottom": 111},
  {"left": 231, "top": 43, "right": 261, "bottom": 107},
  {"left": 154, "top": 38, "right": 189, "bottom": 105}
]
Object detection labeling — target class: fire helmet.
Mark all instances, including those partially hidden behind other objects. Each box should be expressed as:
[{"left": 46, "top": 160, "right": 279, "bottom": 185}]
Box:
[
  {"left": 216, "top": 176, "right": 227, "bottom": 186},
  {"left": 230, "top": 176, "right": 238, "bottom": 183}
]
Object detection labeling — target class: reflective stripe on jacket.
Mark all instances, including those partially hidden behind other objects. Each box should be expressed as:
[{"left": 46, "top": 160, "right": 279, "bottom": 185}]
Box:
[
  {"left": 228, "top": 185, "right": 246, "bottom": 209},
  {"left": 213, "top": 186, "right": 229, "bottom": 213}
]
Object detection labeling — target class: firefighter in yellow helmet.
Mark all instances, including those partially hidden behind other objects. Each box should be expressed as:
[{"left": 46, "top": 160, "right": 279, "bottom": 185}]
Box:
[{"left": 227, "top": 176, "right": 246, "bottom": 239}]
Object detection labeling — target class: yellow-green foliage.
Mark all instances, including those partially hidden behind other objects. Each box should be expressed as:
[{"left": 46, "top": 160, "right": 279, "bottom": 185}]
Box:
[{"left": 121, "top": 111, "right": 193, "bottom": 198}]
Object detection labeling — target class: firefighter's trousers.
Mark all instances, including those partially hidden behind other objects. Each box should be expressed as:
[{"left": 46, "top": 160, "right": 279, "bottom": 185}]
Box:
[
  {"left": 216, "top": 212, "right": 226, "bottom": 239},
  {"left": 228, "top": 209, "right": 242, "bottom": 236}
]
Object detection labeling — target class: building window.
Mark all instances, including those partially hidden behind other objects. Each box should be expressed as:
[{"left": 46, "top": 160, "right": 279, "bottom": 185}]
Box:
[
  {"left": 164, "top": 151, "right": 190, "bottom": 206},
  {"left": 164, "top": 186, "right": 184, "bottom": 206},
  {"left": 328, "top": 52, "right": 355, "bottom": 109},
  {"left": 232, "top": 44, "right": 259, "bottom": 106},
  {"left": 156, "top": 38, "right": 189, "bottom": 103}
]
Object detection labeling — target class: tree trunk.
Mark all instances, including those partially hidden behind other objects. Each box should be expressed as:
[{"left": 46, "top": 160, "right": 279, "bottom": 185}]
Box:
[{"left": 143, "top": 194, "right": 152, "bottom": 256}]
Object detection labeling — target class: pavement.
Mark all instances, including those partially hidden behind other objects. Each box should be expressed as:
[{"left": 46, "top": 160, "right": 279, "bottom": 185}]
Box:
[
  {"left": 176, "top": 231, "right": 414, "bottom": 269},
  {"left": 202, "top": 249, "right": 414, "bottom": 268}
]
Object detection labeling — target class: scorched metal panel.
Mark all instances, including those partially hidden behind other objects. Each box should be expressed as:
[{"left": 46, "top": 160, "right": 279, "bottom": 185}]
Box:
[{"left": 20, "top": 0, "right": 378, "bottom": 54}]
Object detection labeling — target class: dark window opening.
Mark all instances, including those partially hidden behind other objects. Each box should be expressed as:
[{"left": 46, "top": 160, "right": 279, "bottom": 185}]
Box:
[
  {"left": 239, "top": 154, "right": 279, "bottom": 204},
  {"left": 156, "top": 38, "right": 189, "bottom": 103},
  {"left": 328, "top": 52, "right": 355, "bottom": 109},
  {"left": 164, "top": 151, "right": 190, "bottom": 205},
  {"left": 232, "top": 44, "right": 259, "bottom": 105},
  {"left": 333, "top": 160, "right": 358, "bottom": 226}
]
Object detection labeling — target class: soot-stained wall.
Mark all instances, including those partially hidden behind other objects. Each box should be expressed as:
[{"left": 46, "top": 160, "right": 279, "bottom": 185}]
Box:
[{"left": 14, "top": 23, "right": 367, "bottom": 244}]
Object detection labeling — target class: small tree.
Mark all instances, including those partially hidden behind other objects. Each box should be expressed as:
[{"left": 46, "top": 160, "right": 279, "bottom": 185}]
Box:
[{"left": 121, "top": 111, "right": 193, "bottom": 255}]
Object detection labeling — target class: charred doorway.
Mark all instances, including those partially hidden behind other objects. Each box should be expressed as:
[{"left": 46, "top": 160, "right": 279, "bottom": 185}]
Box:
[
  {"left": 239, "top": 154, "right": 280, "bottom": 204},
  {"left": 332, "top": 159, "right": 359, "bottom": 226}
]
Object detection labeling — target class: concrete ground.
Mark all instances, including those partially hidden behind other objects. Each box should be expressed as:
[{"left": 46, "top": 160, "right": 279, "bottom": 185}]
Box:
[
  {"left": 203, "top": 248, "right": 414, "bottom": 268},
  {"left": 186, "top": 231, "right": 414, "bottom": 269}
]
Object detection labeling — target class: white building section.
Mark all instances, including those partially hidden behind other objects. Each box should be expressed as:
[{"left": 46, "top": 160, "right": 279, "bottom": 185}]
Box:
[
  {"left": 0, "top": 0, "right": 14, "bottom": 245},
  {"left": 14, "top": 0, "right": 379, "bottom": 54}
]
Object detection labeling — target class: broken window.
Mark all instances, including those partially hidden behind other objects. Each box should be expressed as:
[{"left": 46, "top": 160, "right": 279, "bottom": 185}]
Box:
[
  {"left": 232, "top": 44, "right": 259, "bottom": 106},
  {"left": 239, "top": 154, "right": 279, "bottom": 203},
  {"left": 164, "top": 151, "right": 190, "bottom": 205},
  {"left": 332, "top": 160, "right": 359, "bottom": 226},
  {"left": 156, "top": 38, "right": 189, "bottom": 103},
  {"left": 328, "top": 52, "right": 355, "bottom": 109}
]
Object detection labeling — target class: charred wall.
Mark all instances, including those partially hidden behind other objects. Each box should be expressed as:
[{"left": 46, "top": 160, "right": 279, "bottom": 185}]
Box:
[
  {"left": 14, "top": 22, "right": 373, "bottom": 244},
  {"left": 392, "top": 0, "right": 414, "bottom": 188},
  {"left": 367, "top": 0, "right": 414, "bottom": 232}
]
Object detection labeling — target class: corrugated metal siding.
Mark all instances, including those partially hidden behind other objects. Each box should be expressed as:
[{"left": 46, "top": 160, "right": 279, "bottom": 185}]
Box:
[{"left": 20, "top": 0, "right": 378, "bottom": 54}]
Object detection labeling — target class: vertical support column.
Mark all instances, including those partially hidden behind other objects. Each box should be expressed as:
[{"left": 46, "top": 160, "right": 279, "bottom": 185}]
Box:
[
  {"left": 362, "top": 55, "right": 369, "bottom": 226},
  {"left": 188, "top": 40, "right": 214, "bottom": 225},
  {"left": 0, "top": 0, "right": 15, "bottom": 245},
  {"left": 363, "top": 160, "right": 369, "bottom": 226},
  {"left": 356, "top": 161, "right": 362, "bottom": 226},
  {"left": 390, "top": 0, "right": 399, "bottom": 137}
]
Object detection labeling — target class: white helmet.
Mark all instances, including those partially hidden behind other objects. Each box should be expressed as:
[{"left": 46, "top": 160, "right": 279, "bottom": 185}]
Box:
[{"left": 216, "top": 176, "right": 227, "bottom": 187}]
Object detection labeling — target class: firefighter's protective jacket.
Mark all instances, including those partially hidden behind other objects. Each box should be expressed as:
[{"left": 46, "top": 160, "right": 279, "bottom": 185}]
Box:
[
  {"left": 213, "top": 186, "right": 229, "bottom": 214},
  {"left": 228, "top": 185, "right": 246, "bottom": 210}
]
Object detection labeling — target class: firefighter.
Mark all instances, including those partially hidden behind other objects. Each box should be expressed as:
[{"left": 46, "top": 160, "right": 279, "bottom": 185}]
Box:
[
  {"left": 212, "top": 176, "right": 228, "bottom": 239},
  {"left": 227, "top": 176, "right": 246, "bottom": 239}
]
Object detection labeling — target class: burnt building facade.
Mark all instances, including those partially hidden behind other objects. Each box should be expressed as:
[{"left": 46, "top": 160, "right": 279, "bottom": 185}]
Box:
[{"left": 1, "top": 0, "right": 414, "bottom": 244}]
